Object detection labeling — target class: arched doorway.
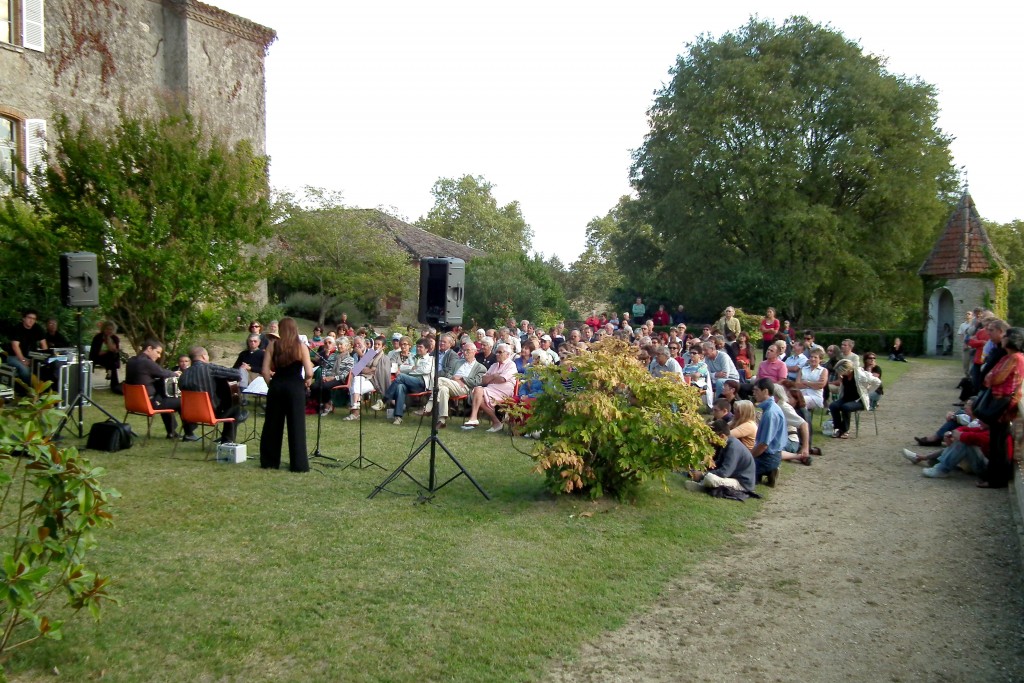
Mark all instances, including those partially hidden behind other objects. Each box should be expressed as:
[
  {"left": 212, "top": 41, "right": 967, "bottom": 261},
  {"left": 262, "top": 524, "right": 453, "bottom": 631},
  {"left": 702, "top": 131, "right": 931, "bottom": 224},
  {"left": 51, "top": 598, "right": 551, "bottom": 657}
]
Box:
[{"left": 926, "top": 287, "right": 955, "bottom": 355}]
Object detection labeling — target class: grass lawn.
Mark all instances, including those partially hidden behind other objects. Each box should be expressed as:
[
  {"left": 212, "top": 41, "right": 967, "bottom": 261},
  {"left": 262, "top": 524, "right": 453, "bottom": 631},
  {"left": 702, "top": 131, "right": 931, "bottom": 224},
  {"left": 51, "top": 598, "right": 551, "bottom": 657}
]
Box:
[{"left": 6, "top": 384, "right": 761, "bottom": 682}]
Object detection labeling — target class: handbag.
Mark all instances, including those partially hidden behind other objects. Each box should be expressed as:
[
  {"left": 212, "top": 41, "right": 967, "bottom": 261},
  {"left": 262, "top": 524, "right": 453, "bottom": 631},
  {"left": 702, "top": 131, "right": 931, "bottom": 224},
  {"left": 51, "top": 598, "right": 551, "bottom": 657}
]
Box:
[
  {"left": 86, "top": 419, "right": 134, "bottom": 452},
  {"left": 972, "top": 389, "right": 1011, "bottom": 424}
]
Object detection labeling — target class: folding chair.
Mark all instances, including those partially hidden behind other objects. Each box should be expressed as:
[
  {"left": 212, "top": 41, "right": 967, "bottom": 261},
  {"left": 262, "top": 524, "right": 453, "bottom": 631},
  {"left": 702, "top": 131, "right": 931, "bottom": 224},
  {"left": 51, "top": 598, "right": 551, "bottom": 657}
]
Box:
[
  {"left": 173, "top": 390, "right": 235, "bottom": 457},
  {"left": 854, "top": 402, "right": 879, "bottom": 437},
  {"left": 122, "top": 384, "right": 175, "bottom": 444}
]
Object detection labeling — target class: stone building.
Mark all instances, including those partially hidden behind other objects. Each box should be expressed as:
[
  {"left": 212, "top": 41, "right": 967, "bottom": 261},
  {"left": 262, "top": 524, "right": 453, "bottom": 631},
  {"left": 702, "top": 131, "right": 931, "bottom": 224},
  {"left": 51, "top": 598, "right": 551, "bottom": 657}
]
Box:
[
  {"left": 919, "top": 192, "right": 1009, "bottom": 355},
  {"left": 1, "top": 0, "right": 274, "bottom": 186}
]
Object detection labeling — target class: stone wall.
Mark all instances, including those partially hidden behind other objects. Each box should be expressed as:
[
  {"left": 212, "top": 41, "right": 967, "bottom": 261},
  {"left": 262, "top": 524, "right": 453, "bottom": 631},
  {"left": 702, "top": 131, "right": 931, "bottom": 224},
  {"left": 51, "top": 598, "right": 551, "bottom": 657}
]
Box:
[{"left": 0, "top": 0, "right": 272, "bottom": 153}]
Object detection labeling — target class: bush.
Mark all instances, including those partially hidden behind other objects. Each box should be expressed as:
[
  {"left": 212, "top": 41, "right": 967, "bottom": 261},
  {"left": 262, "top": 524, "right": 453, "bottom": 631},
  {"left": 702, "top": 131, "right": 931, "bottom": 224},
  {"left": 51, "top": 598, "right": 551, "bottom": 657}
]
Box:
[
  {"left": 518, "top": 338, "right": 717, "bottom": 499},
  {"left": 0, "top": 383, "right": 118, "bottom": 656},
  {"left": 813, "top": 329, "right": 924, "bottom": 356}
]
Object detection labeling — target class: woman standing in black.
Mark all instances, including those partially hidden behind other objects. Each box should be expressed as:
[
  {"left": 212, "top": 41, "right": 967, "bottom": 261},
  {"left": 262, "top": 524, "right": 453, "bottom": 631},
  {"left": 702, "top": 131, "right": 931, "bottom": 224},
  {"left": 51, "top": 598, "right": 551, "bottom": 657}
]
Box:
[{"left": 260, "top": 317, "right": 315, "bottom": 472}]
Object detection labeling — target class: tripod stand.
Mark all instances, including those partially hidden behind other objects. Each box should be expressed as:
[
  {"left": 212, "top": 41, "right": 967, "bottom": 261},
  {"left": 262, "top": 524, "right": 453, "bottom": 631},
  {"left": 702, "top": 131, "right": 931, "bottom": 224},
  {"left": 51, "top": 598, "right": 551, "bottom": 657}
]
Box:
[
  {"left": 369, "top": 334, "right": 489, "bottom": 500},
  {"left": 341, "top": 381, "right": 385, "bottom": 471},
  {"left": 55, "top": 309, "right": 119, "bottom": 439},
  {"left": 309, "top": 358, "right": 340, "bottom": 469}
]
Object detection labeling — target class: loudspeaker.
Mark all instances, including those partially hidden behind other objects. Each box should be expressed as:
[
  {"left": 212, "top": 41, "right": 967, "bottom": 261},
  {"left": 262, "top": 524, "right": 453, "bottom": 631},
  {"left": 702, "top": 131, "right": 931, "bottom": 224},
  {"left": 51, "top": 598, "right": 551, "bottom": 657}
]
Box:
[
  {"left": 60, "top": 252, "right": 99, "bottom": 308},
  {"left": 418, "top": 257, "right": 465, "bottom": 327}
]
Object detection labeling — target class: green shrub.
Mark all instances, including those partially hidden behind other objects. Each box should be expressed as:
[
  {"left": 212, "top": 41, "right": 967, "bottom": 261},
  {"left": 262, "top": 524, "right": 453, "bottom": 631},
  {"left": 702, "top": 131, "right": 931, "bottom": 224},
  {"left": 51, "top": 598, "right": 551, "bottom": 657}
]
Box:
[
  {"left": 813, "top": 329, "right": 924, "bottom": 356},
  {"left": 0, "top": 383, "right": 118, "bottom": 657},
  {"left": 517, "top": 338, "right": 717, "bottom": 500}
]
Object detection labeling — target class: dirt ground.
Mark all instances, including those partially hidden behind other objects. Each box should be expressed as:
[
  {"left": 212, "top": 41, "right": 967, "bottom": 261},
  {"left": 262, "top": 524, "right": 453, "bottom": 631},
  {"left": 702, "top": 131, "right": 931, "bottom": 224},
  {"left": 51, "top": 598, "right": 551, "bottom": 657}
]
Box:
[{"left": 544, "top": 359, "right": 1024, "bottom": 683}]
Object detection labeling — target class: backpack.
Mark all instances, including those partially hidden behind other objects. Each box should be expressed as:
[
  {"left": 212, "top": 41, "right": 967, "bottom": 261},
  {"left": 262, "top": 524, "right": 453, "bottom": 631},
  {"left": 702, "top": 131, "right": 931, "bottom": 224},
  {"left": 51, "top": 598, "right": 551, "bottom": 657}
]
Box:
[{"left": 86, "top": 419, "right": 134, "bottom": 452}]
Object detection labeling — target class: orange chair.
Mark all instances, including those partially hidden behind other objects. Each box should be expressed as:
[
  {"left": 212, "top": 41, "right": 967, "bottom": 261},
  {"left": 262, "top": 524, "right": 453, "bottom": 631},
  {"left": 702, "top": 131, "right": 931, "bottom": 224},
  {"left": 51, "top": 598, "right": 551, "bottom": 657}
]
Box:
[
  {"left": 173, "top": 390, "right": 236, "bottom": 457},
  {"left": 122, "top": 384, "right": 175, "bottom": 444}
]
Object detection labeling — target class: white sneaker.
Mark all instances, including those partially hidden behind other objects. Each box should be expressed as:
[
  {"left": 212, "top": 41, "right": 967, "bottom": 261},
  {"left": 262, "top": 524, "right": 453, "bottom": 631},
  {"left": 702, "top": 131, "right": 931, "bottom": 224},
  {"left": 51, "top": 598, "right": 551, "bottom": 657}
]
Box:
[
  {"left": 902, "top": 448, "right": 919, "bottom": 463},
  {"left": 371, "top": 400, "right": 384, "bottom": 412},
  {"left": 392, "top": 417, "right": 403, "bottom": 425},
  {"left": 922, "top": 466, "right": 949, "bottom": 478},
  {"left": 486, "top": 424, "right": 503, "bottom": 433}
]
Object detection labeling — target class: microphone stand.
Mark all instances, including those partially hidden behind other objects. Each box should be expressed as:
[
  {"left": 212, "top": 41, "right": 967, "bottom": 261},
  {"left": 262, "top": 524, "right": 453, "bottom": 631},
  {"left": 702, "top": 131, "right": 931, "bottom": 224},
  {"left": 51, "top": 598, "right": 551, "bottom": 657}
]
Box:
[
  {"left": 55, "top": 308, "right": 120, "bottom": 439},
  {"left": 309, "top": 352, "right": 339, "bottom": 468},
  {"left": 369, "top": 330, "right": 489, "bottom": 500}
]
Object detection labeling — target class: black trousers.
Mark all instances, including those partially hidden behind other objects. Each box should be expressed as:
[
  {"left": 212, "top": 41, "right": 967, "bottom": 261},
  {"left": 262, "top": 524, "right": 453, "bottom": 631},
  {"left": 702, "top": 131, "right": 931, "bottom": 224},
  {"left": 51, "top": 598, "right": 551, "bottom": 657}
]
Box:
[
  {"left": 983, "top": 420, "right": 1011, "bottom": 487},
  {"left": 151, "top": 394, "right": 196, "bottom": 437},
  {"left": 260, "top": 377, "right": 308, "bottom": 472}
]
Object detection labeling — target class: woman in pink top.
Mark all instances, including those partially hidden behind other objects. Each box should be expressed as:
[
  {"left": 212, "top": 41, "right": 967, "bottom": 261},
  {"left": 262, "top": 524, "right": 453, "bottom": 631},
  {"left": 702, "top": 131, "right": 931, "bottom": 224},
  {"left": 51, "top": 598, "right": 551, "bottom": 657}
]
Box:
[
  {"left": 756, "top": 344, "right": 788, "bottom": 383},
  {"left": 759, "top": 307, "right": 780, "bottom": 360},
  {"left": 463, "top": 343, "right": 518, "bottom": 432}
]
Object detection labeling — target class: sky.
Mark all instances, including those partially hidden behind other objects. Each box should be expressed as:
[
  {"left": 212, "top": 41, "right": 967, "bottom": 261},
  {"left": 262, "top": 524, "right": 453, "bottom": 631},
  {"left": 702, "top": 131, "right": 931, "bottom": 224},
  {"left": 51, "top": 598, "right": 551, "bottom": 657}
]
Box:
[{"left": 212, "top": 0, "right": 1023, "bottom": 263}]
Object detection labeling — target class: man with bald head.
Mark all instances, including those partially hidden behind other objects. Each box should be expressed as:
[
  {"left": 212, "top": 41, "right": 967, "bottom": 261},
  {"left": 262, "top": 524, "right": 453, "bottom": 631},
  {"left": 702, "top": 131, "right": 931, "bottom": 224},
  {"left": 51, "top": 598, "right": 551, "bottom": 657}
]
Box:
[{"left": 178, "top": 346, "right": 248, "bottom": 443}]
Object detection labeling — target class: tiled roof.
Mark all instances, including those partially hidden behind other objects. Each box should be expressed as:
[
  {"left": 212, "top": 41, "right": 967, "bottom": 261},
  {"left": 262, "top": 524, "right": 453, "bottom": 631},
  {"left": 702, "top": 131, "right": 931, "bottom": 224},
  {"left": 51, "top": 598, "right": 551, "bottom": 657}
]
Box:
[
  {"left": 344, "top": 209, "right": 485, "bottom": 262},
  {"left": 919, "top": 193, "right": 1007, "bottom": 277}
]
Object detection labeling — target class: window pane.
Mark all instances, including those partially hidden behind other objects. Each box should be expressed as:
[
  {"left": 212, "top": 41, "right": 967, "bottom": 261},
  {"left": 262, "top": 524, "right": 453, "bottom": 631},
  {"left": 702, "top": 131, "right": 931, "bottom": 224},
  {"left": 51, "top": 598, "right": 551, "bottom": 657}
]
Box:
[
  {"left": 0, "top": 116, "right": 15, "bottom": 186},
  {"left": 0, "top": 0, "right": 10, "bottom": 44}
]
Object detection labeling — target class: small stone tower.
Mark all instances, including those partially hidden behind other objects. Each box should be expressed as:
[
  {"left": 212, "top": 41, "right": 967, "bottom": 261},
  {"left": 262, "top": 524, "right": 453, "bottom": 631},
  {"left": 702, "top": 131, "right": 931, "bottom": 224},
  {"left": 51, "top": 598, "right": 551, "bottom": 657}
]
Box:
[{"left": 919, "top": 192, "right": 1009, "bottom": 355}]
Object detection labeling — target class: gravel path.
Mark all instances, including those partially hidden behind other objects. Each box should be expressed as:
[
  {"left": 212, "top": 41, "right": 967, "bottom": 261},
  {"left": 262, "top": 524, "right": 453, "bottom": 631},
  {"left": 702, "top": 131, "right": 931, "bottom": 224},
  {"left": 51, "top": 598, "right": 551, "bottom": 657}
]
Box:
[{"left": 543, "top": 359, "right": 1024, "bottom": 683}]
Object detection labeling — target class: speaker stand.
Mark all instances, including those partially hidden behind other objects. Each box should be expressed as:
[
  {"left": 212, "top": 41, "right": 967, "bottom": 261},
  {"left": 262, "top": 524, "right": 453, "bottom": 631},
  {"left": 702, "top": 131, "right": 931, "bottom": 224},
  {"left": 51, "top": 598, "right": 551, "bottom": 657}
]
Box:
[
  {"left": 55, "top": 310, "right": 119, "bottom": 439},
  {"left": 369, "top": 333, "right": 488, "bottom": 500}
]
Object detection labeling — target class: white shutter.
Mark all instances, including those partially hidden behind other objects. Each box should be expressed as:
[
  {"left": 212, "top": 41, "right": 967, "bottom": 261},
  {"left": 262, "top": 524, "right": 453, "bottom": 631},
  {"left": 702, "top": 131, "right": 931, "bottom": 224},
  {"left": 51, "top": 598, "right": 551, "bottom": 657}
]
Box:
[
  {"left": 25, "top": 119, "right": 46, "bottom": 189},
  {"left": 22, "top": 0, "right": 44, "bottom": 52}
]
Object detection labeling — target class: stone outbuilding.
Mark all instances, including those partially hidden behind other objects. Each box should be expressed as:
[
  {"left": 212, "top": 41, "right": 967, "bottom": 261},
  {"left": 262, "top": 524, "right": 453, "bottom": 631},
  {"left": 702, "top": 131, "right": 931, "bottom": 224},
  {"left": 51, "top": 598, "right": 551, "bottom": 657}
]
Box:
[{"left": 918, "top": 192, "right": 1009, "bottom": 355}]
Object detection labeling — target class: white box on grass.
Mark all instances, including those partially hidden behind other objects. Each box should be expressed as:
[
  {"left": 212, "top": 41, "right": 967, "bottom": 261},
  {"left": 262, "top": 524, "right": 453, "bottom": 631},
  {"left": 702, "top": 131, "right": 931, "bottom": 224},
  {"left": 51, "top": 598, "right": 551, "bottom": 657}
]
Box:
[{"left": 216, "top": 443, "right": 247, "bottom": 463}]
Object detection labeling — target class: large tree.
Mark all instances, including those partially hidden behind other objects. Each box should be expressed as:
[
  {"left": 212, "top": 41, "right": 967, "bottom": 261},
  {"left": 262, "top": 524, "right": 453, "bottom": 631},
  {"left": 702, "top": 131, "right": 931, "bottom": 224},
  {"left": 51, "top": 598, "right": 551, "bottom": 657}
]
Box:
[
  {"left": 630, "top": 16, "right": 958, "bottom": 325},
  {"left": 985, "top": 219, "right": 1024, "bottom": 325},
  {"left": 7, "top": 110, "right": 271, "bottom": 352},
  {"left": 418, "top": 174, "right": 533, "bottom": 254},
  {"left": 273, "top": 189, "right": 416, "bottom": 324},
  {"left": 464, "top": 252, "right": 572, "bottom": 328}
]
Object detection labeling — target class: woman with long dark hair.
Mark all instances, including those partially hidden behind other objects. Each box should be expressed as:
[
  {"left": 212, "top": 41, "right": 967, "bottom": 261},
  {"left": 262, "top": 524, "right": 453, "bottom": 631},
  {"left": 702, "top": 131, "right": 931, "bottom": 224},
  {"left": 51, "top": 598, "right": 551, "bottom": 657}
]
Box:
[{"left": 260, "top": 317, "right": 315, "bottom": 472}]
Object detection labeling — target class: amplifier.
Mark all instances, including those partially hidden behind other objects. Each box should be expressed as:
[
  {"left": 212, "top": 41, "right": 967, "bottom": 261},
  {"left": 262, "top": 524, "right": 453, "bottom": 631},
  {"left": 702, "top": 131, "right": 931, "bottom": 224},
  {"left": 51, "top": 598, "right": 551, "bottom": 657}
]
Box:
[
  {"left": 0, "top": 365, "right": 15, "bottom": 391},
  {"left": 215, "top": 443, "right": 247, "bottom": 463},
  {"left": 0, "top": 385, "right": 12, "bottom": 401},
  {"left": 58, "top": 361, "right": 93, "bottom": 410}
]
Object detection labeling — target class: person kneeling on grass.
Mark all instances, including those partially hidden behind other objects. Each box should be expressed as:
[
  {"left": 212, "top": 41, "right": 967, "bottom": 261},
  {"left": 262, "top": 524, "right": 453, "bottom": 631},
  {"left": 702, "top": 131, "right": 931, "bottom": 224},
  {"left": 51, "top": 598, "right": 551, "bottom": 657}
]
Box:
[{"left": 687, "top": 418, "right": 756, "bottom": 494}]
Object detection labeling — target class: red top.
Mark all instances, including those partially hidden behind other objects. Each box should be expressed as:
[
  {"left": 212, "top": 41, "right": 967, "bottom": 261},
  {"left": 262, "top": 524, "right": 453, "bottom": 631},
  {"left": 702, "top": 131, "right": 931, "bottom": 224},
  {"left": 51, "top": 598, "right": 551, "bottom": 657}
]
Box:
[
  {"left": 652, "top": 310, "right": 670, "bottom": 326},
  {"left": 760, "top": 317, "right": 780, "bottom": 342},
  {"left": 985, "top": 352, "right": 1024, "bottom": 397}
]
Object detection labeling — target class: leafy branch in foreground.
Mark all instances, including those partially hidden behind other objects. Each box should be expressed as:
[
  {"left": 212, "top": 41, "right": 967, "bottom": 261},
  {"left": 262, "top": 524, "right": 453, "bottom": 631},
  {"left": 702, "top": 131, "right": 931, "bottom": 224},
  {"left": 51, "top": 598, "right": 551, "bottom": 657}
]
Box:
[
  {"left": 0, "top": 384, "right": 118, "bottom": 660},
  {"left": 519, "top": 339, "right": 716, "bottom": 500}
]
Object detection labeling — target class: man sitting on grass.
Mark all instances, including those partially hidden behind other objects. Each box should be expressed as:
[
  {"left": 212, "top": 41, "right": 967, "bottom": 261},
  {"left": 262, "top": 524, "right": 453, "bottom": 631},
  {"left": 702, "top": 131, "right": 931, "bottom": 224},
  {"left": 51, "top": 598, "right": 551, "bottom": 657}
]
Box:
[{"left": 687, "top": 418, "right": 756, "bottom": 494}]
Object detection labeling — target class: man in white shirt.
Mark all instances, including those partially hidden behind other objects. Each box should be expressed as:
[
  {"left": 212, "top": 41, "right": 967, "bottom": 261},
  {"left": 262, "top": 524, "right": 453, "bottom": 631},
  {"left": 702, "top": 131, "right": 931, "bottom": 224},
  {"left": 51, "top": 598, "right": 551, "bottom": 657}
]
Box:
[{"left": 784, "top": 341, "right": 809, "bottom": 382}]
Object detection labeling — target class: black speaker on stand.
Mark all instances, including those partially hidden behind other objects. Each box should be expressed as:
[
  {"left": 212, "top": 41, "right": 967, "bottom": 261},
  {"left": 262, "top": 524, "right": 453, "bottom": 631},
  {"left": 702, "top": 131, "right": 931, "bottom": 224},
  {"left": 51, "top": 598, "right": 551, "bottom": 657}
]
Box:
[
  {"left": 370, "top": 257, "right": 488, "bottom": 501},
  {"left": 54, "top": 252, "right": 119, "bottom": 439}
]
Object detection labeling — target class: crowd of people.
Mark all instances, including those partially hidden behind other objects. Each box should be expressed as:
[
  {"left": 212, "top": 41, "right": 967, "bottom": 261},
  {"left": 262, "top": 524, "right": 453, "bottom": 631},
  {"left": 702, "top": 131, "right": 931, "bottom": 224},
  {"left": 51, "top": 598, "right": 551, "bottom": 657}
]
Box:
[
  {"left": 903, "top": 309, "right": 1022, "bottom": 489},
  {"left": 10, "top": 300, "right": 1016, "bottom": 491}
]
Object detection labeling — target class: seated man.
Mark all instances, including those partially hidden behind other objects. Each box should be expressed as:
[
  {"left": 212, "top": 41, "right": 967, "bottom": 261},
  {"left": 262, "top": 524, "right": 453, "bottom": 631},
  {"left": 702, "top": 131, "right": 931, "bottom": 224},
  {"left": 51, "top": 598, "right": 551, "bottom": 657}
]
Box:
[
  {"left": 377, "top": 338, "right": 433, "bottom": 425},
  {"left": 702, "top": 341, "right": 739, "bottom": 396},
  {"left": 3, "top": 309, "right": 47, "bottom": 383},
  {"left": 233, "top": 334, "right": 266, "bottom": 378},
  {"left": 784, "top": 340, "right": 808, "bottom": 382},
  {"left": 178, "top": 346, "right": 248, "bottom": 443},
  {"left": 89, "top": 321, "right": 122, "bottom": 393},
  {"left": 687, "top": 418, "right": 756, "bottom": 494},
  {"left": 125, "top": 339, "right": 196, "bottom": 440},
  {"left": 43, "top": 317, "right": 70, "bottom": 350},
  {"left": 649, "top": 345, "right": 683, "bottom": 380},
  {"left": 751, "top": 378, "right": 786, "bottom": 486},
  {"left": 430, "top": 339, "right": 487, "bottom": 428}
]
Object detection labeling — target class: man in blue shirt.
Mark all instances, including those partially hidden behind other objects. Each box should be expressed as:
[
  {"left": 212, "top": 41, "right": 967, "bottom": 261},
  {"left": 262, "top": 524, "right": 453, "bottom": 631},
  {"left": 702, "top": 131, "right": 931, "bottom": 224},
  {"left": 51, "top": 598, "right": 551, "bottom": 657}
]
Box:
[{"left": 752, "top": 378, "right": 786, "bottom": 486}]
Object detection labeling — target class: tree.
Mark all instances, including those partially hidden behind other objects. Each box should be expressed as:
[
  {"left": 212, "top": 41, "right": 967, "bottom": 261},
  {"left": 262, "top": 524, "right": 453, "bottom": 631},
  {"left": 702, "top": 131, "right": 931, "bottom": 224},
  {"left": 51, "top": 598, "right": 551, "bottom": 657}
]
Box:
[
  {"left": 8, "top": 110, "right": 271, "bottom": 352},
  {"left": 418, "top": 175, "right": 533, "bottom": 254},
  {"left": 985, "top": 219, "right": 1024, "bottom": 325},
  {"left": 566, "top": 203, "right": 625, "bottom": 312},
  {"left": 273, "top": 189, "right": 416, "bottom": 324},
  {"left": 464, "top": 252, "right": 573, "bottom": 328},
  {"left": 630, "top": 16, "right": 958, "bottom": 326}
]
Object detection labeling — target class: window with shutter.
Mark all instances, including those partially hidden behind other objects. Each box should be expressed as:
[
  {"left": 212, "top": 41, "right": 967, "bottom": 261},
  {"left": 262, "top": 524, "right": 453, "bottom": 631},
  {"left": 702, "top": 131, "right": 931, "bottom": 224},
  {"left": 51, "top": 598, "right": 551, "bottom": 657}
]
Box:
[
  {"left": 22, "top": 0, "right": 44, "bottom": 51},
  {"left": 24, "top": 118, "right": 45, "bottom": 188}
]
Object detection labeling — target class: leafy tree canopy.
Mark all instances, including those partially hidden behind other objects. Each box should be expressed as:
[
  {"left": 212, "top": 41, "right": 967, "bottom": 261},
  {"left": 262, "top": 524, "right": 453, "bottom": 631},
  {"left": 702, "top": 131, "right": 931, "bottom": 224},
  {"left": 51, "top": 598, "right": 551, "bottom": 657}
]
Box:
[
  {"left": 272, "top": 188, "right": 416, "bottom": 324},
  {"left": 2, "top": 110, "right": 271, "bottom": 353},
  {"left": 418, "top": 174, "right": 533, "bottom": 254},
  {"left": 464, "top": 252, "right": 573, "bottom": 329},
  {"left": 985, "top": 219, "right": 1024, "bottom": 325},
  {"left": 629, "top": 16, "right": 958, "bottom": 326}
]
